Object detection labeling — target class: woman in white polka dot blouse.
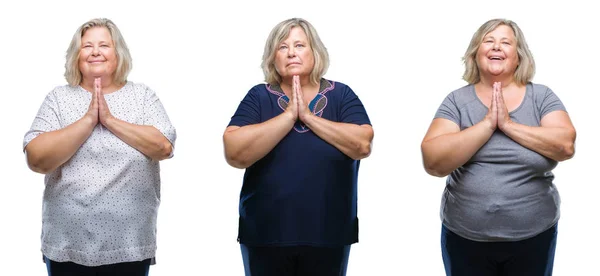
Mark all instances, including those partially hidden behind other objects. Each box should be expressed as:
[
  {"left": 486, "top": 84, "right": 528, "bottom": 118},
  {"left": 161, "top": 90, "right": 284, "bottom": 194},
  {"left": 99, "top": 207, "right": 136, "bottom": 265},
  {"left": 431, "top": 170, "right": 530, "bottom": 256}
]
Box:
[{"left": 23, "top": 18, "right": 176, "bottom": 276}]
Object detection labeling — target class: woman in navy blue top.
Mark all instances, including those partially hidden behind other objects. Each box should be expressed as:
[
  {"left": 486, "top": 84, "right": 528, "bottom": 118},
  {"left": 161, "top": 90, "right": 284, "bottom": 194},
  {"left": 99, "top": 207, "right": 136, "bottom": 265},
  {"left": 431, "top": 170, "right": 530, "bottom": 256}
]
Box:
[{"left": 223, "top": 18, "right": 374, "bottom": 276}]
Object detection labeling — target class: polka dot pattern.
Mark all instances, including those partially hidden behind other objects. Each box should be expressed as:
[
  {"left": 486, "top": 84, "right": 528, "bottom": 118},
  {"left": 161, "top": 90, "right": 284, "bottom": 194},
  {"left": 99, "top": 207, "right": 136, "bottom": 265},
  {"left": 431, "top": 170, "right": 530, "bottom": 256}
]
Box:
[{"left": 23, "top": 82, "right": 176, "bottom": 266}]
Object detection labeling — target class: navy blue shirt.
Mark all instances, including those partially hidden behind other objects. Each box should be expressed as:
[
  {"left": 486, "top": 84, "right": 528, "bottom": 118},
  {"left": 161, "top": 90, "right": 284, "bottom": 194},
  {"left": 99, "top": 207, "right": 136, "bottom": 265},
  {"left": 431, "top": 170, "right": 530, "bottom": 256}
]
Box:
[{"left": 228, "top": 79, "right": 371, "bottom": 246}]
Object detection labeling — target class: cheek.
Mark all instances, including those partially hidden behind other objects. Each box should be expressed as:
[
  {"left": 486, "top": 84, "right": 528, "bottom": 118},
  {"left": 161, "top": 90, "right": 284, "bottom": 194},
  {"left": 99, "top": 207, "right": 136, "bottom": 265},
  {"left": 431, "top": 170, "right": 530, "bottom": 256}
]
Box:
[{"left": 303, "top": 52, "right": 315, "bottom": 66}]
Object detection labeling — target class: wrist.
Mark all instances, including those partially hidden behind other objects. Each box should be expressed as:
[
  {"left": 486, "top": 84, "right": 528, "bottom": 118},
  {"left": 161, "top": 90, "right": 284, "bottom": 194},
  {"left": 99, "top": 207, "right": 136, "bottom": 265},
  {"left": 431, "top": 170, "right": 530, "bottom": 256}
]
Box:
[
  {"left": 102, "top": 115, "right": 118, "bottom": 129},
  {"left": 283, "top": 110, "right": 297, "bottom": 123},
  {"left": 82, "top": 114, "right": 97, "bottom": 128},
  {"left": 300, "top": 112, "right": 315, "bottom": 126},
  {"left": 499, "top": 120, "right": 515, "bottom": 133}
]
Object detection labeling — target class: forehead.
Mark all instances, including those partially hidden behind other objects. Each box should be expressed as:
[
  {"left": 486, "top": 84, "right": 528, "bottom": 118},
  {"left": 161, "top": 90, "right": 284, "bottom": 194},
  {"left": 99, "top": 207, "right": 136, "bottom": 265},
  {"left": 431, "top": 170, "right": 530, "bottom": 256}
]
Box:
[
  {"left": 282, "top": 26, "right": 308, "bottom": 42},
  {"left": 484, "top": 24, "right": 515, "bottom": 39},
  {"left": 82, "top": 27, "right": 112, "bottom": 41}
]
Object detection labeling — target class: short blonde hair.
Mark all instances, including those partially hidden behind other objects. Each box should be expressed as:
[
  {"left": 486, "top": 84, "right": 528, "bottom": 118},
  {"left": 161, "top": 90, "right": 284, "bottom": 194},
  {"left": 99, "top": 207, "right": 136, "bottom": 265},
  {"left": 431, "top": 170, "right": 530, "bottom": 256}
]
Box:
[
  {"left": 64, "top": 18, "right": 132, "bottom": 86},
  {"left": 462, "top": 19, "right": 535, "bottom": 85},
  {"left": 261, "top": 18, "right": 329, "bottom": 85}
]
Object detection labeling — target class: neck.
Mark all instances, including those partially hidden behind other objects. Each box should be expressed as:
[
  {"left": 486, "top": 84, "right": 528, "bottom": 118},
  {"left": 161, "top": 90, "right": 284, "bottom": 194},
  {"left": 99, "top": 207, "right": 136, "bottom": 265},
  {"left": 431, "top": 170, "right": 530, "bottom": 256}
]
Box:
[
  {"left": 80, "top": 76, "right": 121, "bottom": 94},
  {"left": 281, "top": 75, "right": 315, "bottom": 90},
  {"left": 478, "top": 74, "right": 517, "bottom": 89}
]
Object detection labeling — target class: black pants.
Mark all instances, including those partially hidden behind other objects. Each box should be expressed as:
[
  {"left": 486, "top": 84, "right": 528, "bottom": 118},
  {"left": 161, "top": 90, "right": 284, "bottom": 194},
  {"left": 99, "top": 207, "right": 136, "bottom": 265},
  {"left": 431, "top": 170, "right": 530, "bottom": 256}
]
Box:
[
  {"left": 240, "top": 245, "right": 351, "bottom": 276},
  {"left": 441, "top": 224, "right": 558, "bottom": 276},
  {"left": 45, "top": 256, "right": 151, "bottom": 276}
]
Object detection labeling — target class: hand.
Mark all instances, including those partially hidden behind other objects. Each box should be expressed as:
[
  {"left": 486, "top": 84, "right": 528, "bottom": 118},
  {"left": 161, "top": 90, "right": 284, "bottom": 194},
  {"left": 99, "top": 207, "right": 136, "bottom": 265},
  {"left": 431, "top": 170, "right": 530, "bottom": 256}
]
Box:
[
  {"left": 96, "top": 78, "right": 115, "bottom": 126},
  {"left": 294, "top": 75, "right": 313, "bottom": 123},
  {"left": 84, "top": 78, "right": 100, "bottom": 125},
  {"left": 284, "top": 76, "right": 299, "bottom": 121},
  {"left": 495, "top": 82, "right": 513, "bottom": 131},
  {"left": 483, "top": 82, "right": 499, "bottom": 131}
]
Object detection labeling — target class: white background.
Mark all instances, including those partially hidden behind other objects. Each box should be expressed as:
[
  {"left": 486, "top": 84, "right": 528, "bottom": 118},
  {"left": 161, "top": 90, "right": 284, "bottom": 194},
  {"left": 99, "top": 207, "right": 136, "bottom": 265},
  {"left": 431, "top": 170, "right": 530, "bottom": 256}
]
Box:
[{"left": 1, "top": 0, "right": 598, "bottom": 275}]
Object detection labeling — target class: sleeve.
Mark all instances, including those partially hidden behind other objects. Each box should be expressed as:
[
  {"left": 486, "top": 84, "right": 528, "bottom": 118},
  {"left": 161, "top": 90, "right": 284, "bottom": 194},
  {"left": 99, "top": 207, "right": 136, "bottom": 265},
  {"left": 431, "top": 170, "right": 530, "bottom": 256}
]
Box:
[
  {"left": 23, "top": 91, "right": 62, "bottom": 151},
  {"left": 340, "top": 86, "right": 371, "bottom": 125},
  {"left": 143, "top": 86, "right": 177, "bottom": 157},
  {"left": 228, "top": 87, "right": 261, "bottom": 127},
  {"left": 537, "top": 86, "right": 566, "bottom": 118},
  {"left": 434, "top": 92, "right": 460, "bottom": 126}
]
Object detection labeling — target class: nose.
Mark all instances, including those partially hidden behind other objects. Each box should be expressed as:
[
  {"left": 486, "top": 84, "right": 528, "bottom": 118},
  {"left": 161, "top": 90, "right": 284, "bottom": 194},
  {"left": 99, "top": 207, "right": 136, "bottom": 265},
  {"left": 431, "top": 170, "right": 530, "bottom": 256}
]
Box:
[
  {"left": 287, "top": 46, "right": 296, "bottom": 57},
  {"left": 492, "top": 42, "right": 500, "bottom": 50},
  {"left": 92, "top": 46, "right": 100, "bottom": 56}
]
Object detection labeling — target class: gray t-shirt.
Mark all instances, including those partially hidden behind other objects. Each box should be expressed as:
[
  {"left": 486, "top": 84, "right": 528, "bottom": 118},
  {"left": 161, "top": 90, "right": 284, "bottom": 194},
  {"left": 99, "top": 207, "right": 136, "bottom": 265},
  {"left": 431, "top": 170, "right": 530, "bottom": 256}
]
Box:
[
  {"left": 23, "top": 82, "right": 176, "bottom": 266},
  {"left": 435, "top": 83, "right": 565, "bottom": 242}
]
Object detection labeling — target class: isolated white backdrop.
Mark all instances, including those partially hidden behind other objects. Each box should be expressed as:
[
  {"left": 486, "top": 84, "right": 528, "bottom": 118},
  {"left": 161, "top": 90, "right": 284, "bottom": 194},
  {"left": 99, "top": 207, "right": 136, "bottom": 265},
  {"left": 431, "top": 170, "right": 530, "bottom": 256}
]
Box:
[{"left": 1, "top": 0, "right": 597, "bottom": 275}]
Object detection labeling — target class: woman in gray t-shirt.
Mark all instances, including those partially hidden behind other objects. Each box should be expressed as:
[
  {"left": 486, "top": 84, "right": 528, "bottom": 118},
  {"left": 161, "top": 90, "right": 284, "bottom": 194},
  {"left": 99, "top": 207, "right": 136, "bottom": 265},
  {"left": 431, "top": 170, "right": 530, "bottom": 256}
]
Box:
[
  {"left": 23, "top": 18, "right": 176, "bottom": 276},
  {"left": 421, "top": 19, "right": 576, "bottom": 276}
]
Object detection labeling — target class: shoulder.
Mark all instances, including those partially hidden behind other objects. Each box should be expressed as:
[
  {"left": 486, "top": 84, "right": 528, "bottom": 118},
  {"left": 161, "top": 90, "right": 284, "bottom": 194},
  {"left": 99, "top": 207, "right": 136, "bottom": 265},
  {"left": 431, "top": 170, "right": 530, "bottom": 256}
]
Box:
[
  {"left": 528, "top": 82, "right": 559, "bottom": 100},
  {"left": 528, "top": 82, "right": 553, "bottom": 95},
  {"left": 324, "top": 79, "right": 347, "bottom": 90},
  {"left": 321, "top": 79, "right": 354, "bottom": 97},
  {"left": 49, "top": 84, "right": 80, "bottom": 97},
  {"left": 442, "top": 84, "right": 476, "bottom": 106},
  {"left": 250, "top": 83, "right": 269, "bottom": 94},
  {"left": 124, "top": 82, "right": 162, "bottom": 100},
  {"left": 42, "top": 84, "right": 84, "bottom": 104},
  {"left": 126, "top": 81, "right": 152, "bottom": 93}
]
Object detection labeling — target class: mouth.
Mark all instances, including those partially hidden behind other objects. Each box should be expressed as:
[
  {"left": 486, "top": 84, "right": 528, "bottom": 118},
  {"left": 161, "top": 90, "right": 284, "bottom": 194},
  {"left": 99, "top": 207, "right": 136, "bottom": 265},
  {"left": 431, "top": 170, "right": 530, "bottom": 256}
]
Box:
[{"left": 488, "top": 56, "right": 504, "bottom": 61}]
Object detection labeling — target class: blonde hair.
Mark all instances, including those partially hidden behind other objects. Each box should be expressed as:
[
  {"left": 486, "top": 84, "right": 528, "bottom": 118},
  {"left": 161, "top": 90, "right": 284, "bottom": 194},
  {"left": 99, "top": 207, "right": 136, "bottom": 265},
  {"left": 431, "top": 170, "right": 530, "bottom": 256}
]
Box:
[
  {"left": 261, "top": 18, "right": 329, "bottom": 85},
  {"left": 462, "top": 18, "right": 535, "bottom": 85},
  {"left": 64, "top": 18, "right": 132, "bottom": 86}
]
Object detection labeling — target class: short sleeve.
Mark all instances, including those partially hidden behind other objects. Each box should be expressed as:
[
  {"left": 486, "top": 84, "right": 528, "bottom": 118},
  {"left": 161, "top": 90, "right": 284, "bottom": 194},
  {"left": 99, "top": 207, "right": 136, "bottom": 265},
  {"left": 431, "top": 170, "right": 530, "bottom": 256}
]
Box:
[
  {"left": 536, "top": 86, "right": 566, "bottom": 118},
  {"left": 228, "top": 87, "right": 261, "bottom": 127},
  {"left": 340, "top": 86, "right": 371, "bottom": 125},
  {"left": 23, "top": 91, "right": 62, "bottom": 151},
  {"left": 434, "top": 92, "right": 460, "bottom": 126},
  {"left": 143, "top": 86, "right": 177, "bottom": 156}
]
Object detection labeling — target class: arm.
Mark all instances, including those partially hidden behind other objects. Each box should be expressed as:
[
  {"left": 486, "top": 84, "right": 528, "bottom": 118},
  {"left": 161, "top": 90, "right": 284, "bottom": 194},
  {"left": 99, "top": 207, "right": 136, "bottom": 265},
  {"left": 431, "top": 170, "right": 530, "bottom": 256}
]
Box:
[
  {"left": 301, "top": 115, "right": 373, "bottom": 160},
  {"left": 102, "top": 118, "right": 173, "bottom": 161},
  {"left": 25, "top": 86, "right": 100, "bottom": 174},
  {"left": 496, "top": 89, "right": 576, "bottom": 161},
  {"left": 97, "top": 80, "right": 173, "bottom": 161},
  {"left": 25, "top": 116, "right": 96, "bottom": 174},
  {"left": 296, "top": 77, "right": 373, "bottom": 160},
  {"left": 223, "top": 111, "right": 295, "bottom": 169},
  {"left": 421, "top": 118, "right": 495, "bottom": 177},
  {"left": 421, "top": 84, "right": 499, "bottom": 177}
]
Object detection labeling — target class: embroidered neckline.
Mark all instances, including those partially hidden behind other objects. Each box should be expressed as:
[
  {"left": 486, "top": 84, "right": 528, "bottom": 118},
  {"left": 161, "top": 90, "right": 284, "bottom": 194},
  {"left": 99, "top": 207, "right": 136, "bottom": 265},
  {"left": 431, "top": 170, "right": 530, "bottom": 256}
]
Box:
[{"left": 266, "top": 79, "right": 335, "bottom": 133}]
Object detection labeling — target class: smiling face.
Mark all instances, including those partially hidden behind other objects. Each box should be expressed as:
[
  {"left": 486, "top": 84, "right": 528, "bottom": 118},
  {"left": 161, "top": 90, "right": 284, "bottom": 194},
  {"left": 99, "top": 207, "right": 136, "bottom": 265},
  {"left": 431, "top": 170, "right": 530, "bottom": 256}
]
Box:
[
  {"left": 78, "top": 27, "right": 117, "bottom": 80},
  {"left": 476, "top": 24, "right": 519, "bottom": 78},
  {"left": 274, "top": 26, "right": 315, "bottom": 81}
]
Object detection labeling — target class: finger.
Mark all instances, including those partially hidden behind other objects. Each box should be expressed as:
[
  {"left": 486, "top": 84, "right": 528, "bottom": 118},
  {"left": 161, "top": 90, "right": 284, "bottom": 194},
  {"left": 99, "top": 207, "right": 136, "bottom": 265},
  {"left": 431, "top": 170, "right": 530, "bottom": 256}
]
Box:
[
  {"left": 95, "top": 78, "right": 101, "bottom": 92},
  {"left": 291, "top": 77, "right": 297, "bottom": 102},
  {"left": 295, "top": 82, "right": 302, "bottom": 106}
]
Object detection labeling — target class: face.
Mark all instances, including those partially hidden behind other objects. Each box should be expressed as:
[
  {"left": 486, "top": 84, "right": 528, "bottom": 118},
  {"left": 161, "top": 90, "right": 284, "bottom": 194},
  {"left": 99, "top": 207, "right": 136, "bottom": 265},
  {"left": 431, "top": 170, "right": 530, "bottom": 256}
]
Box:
[
  {"left": 274, "top": 26, "right": 315, "bottom": 80},
  {"left": 476, "top": 25, "right": 519, "bottom": 78},
  {"left": 78, "top": 27, "right": 117, "bottom": 80}
]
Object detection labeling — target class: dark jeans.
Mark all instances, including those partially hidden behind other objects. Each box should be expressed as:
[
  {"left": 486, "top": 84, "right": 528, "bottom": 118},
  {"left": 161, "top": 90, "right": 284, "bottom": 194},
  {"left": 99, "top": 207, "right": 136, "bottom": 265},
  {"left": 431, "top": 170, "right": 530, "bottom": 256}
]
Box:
[
  {"left": 240, "top": 244, "right": 351, "bottom": 276},
  {"left": 45, "top": 256, "right": 151, "bottom": 276},
  {"left": 441, "top": 224, "right": 558, "bottom": 276}
]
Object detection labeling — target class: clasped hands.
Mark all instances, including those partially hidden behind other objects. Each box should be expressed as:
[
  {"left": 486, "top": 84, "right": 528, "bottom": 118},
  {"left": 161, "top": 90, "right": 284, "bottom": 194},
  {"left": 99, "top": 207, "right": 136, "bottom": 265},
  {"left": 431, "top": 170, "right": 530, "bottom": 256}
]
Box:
[
  {"left": 484, "top": 82, "right": 514, "bottom": 131},
  {"left": 284, "top": 75, "right": 314, "bottom": 123},
  {"left": 84, "top": 78, "right": 115, "bottom": 126}
]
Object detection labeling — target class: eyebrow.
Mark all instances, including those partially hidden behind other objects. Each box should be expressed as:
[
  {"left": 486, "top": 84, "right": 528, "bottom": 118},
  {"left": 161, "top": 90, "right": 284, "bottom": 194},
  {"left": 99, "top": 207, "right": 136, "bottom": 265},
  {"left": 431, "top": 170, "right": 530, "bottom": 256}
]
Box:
[
  {"left": 82, "top": 40, "right": 111, "bottom": 44},
  {"left": 281, "top": 39, "right": 306, "bottom": 44},
  {"left": 483, "top": 36, "right": 514, "bottom": 41}
]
